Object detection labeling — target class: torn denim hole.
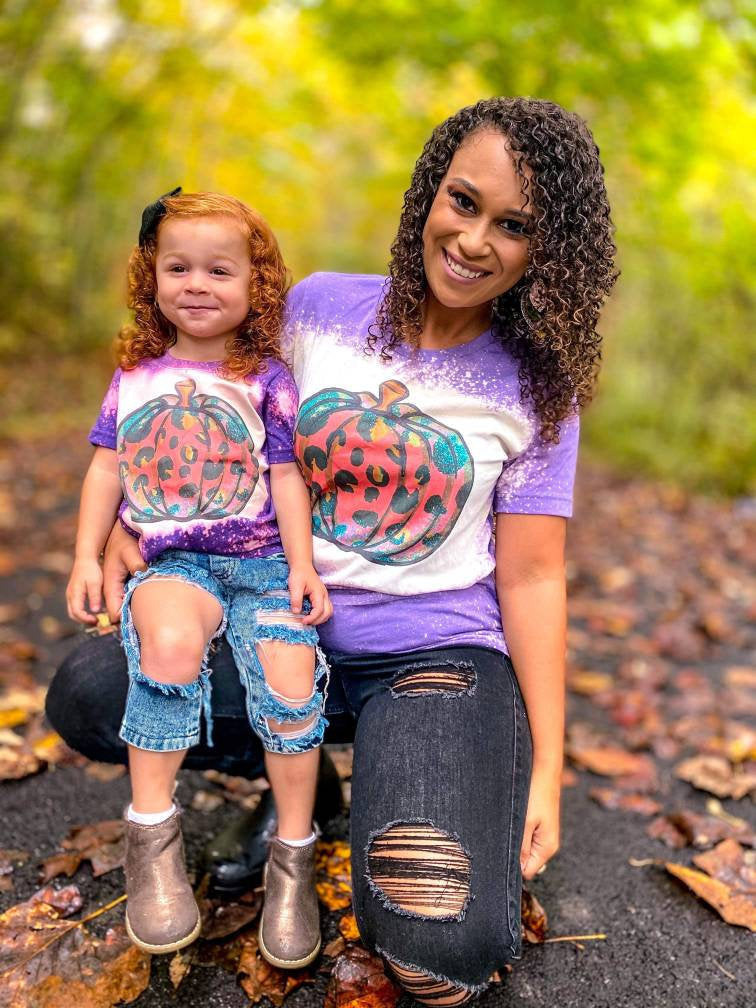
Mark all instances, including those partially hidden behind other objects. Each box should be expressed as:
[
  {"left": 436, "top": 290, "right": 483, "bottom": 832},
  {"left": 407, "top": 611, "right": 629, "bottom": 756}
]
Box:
[
  {"left": 390, "top": 659, "right": 476, "bottom": 699},
  {"left": 365, "top": 820, "right": 472, "bottom": 921},
  {"left": 120, "top": 568, "right": 227, "bottom": 748},
  {"left": 377, "top": 947, "right": 483, "bottom": 1005}
]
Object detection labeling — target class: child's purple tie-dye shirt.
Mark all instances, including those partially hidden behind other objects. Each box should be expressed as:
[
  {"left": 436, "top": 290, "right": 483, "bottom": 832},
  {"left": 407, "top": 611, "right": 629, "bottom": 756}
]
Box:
[
  {"left": 284, "top": 272, "right": 579, "bottom": 656},
  {"left": 90, "top": 353, "right": 298, "bottom": 562}
]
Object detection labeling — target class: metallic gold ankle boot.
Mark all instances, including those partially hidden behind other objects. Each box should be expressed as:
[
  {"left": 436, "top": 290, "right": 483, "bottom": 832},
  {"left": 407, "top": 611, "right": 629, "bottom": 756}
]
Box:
[
  {"left": 124, "top": 808, "right": 201, "bottom": 954},
  {"left": 258, "top": 837, "right": 321, "bottom": 969}
]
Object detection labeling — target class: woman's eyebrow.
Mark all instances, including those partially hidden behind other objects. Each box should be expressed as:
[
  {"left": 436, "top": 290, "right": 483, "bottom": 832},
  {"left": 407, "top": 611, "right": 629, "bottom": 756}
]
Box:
[{"left": 448, "top": 177, "right": 534, "bottom": 220}]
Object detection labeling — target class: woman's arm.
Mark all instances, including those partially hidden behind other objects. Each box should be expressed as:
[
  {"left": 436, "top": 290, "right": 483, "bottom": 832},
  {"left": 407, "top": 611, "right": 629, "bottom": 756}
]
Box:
[
  {"left": 269, "top": 462, "right": 332, "bottom": 626},
  {"left": 495, "top": 512, "right": 567, "bottom": 880},
  {"left": 66, "top": 447, "right": 124, "bottom": 624}
]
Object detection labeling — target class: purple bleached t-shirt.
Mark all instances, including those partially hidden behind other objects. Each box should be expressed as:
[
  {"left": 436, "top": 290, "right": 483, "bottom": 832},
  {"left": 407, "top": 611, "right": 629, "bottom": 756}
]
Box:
[
  {"left": 285, "top": 272, "right": 579, "bottom": 656},
  {"left": 89, "top": 352, "right": 297, "bottom": 562}
]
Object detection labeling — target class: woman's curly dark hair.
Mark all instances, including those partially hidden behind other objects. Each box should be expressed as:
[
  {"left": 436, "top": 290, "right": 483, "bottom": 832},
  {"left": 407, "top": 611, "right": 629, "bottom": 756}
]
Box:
[
  {"left": 368, "top": 97, "right": 618, "bottom": 441},
  {"left": 116, "top": 192, "right": 290, "bottom": 378}
]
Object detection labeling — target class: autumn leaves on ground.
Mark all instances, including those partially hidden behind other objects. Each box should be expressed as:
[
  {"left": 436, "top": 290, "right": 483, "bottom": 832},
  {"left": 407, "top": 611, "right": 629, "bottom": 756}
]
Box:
[{"left": 0, "top": 437, "right": 754, "bottom": 1008}]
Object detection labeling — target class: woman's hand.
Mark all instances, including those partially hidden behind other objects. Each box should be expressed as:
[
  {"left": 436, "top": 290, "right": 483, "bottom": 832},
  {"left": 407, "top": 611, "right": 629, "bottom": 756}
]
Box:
[
  {"left": 288, "top": 565, "right": 333, "bottom": 626},
  {"left": 520, "top": 767, "right": 561, "bottom": 880},
  {"left": 66, "top": 557, "right": 104, "bottom": 624},
  {"left": 102, "top": 522, "right": 146, "bottom": 622}
]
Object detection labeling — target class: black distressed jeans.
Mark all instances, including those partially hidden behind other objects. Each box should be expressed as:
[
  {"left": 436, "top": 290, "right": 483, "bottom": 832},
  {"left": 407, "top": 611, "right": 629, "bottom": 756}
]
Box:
[{"left": 47, "top": 634, "right": 532, "bottom": 996}]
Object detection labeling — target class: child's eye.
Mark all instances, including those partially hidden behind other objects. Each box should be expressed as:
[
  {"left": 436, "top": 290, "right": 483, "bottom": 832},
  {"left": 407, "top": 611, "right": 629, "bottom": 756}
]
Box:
[
  {"left": 168, "top": 265, "right": 187, "bottom": 272},
  {"left": 450, "top": 189, "right": 476, "bottom": 213},
  {"left": 210, "top": 268, "right": 229, "bottom": 276}
]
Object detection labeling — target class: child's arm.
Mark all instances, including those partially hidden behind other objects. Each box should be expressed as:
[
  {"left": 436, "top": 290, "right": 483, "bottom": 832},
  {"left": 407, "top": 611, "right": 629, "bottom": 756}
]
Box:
[
  {"left": 66, "top": 446, "right": 124, "bottom": 624},
  {"left": 269, "top": 462, "right": 332, "bottom": 626},
  {"left": 495, "top": 512, "right": 567, "bottom": 880}
]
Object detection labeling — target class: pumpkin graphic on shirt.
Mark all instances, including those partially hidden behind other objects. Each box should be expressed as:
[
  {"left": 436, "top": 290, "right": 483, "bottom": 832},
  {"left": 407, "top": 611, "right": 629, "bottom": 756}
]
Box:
[
  {"left": 117, "top": 378, "right": 259, "bottom": 522},
  {"left": 295, "top": 380, "right": 473, "bottom": 565}
]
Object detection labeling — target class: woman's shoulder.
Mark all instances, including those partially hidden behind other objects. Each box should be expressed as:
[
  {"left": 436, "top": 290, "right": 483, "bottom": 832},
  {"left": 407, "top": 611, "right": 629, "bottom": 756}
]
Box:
[{"left": 286, "top": 271, "right": 387, "bottom": 324}]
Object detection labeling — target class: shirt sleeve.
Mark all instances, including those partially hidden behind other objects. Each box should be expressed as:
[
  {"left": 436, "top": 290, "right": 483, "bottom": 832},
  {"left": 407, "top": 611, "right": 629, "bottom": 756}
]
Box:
[
  {"left": 88, "top": 368, "right": 122, "bottom": 450},
  {"left": 262, "top": 363, "right": 299, "bottom": 465},
  {"left": 493, "top": 412, "right": 579, "bottom": 517}
]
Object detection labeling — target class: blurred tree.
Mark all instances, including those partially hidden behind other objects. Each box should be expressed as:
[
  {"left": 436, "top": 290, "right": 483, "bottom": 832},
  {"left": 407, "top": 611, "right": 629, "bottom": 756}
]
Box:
[{"left": 0, "top": 0, "right": 753, "bottom": 491}]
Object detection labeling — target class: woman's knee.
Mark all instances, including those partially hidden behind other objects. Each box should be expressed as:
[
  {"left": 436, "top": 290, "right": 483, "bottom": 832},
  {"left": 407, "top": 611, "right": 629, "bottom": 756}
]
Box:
[
  {"left": 45, "top": 636, "right": 128, "bottom": 761},
  {"left": 353, "top": 820, "right": 509, "bottom": 994}
]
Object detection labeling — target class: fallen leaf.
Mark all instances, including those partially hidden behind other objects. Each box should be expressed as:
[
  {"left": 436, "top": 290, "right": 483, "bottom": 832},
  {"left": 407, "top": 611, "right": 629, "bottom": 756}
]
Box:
[
  {"left": 338, "top": 913, "right": 360, "bottom": 941},
  {"left": 663, "top": 810, "right": 756, "bottom": 850},
  {"left": 589, "top": 789, "right": 662, "bottom": 816},
  {"left": 323, "top": 936, "right": 346, "bottom": 958},
  {"left": 83, "top": 762, "right": 126, "bottom": 782},
  {"left": 325, "top": 944, "right": 401, "bottom": 1008},
  {"left": 40, "top": 820, "right": 125, "bottom": 883},
  {"left": 0, "top": 711, "right": 28, "bottom": 730},
  {"left": 0, "top": 850, "right": 29, "bottom": 894},
  {"left": 0, "top": 605, "right": 24, "bottom": 624},
  {"left": 674, "top": 754, "right": 756, "bottom": 800},
  {"left": 521, "top": 887, "right": 548, "bottom": 943},
  {"left": 0, "top": 685, "right": 46, "bottom": 716},
  {"left": 191, "top": 789, "right": 225, "bottom": 813},
  {"left": 237, "top": 933, "right": 313, "bottom": 1006},
  {"left": 316, "top": 840, "right": 353, "bottom": 911},
  {"left": 692, "top": 838, "right": 756, "bottom": 891},
  {"left": 0, "top": 743, "right": 42, "bottom": 781},
  {"left": 199, "top": 891, "right": 262, "bottom": 941},
  {"left": 202, "top": 770, "right": 268, "bottom": 810},
  {"left": 0, "top": 886, "right": 149, "bottom": 1007},
  {"left": 566, "top": 671, "right": 613, "bottom": 696},
  {"left": 647, "top": 816, "right": 688, "bottom": 849},
  {"left": 169, "top": 950, "right": 192, "bottom": 990},
  {"left": 566, "top": 743, "right": 656, "bottom": 781},
  {"left": 666, "top": 857, "right": 756, "bottom": 931}
]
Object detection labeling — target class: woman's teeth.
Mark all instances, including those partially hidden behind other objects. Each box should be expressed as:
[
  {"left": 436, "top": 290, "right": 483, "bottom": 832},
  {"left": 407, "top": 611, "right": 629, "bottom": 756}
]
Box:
[{"left": 445, "top": 250, "right": 486, "bottom": 279}]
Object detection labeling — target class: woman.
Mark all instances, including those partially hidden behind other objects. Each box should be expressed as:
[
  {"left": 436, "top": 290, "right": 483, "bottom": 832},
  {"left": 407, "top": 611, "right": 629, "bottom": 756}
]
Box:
[{"left": 49, "top": 97, "right": 616, "bottom": 1002}]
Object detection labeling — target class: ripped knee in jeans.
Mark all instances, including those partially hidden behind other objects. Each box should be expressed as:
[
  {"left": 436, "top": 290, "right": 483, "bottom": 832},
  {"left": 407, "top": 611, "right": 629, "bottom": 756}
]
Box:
[
  {"left": 365, "top": 820, "right": 472, "bottom": 921},
  {"left": 242, "top": 592, "right": 329, "bottom": 754}
]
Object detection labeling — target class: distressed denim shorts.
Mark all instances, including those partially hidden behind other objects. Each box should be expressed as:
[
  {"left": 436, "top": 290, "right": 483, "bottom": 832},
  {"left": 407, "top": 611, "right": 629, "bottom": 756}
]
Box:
[{"left": 118, "top": 549, "right": 329, "bottom": 756}]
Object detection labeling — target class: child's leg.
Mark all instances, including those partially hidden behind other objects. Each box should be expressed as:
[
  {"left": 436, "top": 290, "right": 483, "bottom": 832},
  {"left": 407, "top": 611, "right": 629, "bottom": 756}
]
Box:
[
  {"left": 120, "top": 575, "right": 224, "bottom": 955},
  {"left": 127, "top": 579, "right": 224, "bottom": 812},
  {"left": 255, "top": 639, "right": 319, "bottom": 840}
]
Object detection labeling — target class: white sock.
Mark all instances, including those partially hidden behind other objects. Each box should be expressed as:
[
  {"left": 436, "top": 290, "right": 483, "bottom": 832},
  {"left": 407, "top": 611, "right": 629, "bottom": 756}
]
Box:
[
  {"left": 277, "top": 831, "right": 317, "bottom": 847},
  {"left": 127, "top": 803, "right": 176, "bottom": 826}
]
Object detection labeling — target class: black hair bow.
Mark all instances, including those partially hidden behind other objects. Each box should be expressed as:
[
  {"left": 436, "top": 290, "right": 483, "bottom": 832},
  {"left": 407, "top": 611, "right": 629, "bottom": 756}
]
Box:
[{"left": 138, "top": 186, "right": 182, "bottom": 246}]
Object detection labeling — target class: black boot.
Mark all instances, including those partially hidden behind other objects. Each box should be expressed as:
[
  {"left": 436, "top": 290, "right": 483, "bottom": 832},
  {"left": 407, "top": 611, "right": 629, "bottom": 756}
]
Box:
[{"left": 203, "top": 747, "right": 344, "bottom": 900}]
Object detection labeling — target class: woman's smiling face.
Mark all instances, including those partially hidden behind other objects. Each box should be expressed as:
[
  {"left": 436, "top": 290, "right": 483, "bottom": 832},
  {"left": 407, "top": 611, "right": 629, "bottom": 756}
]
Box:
[{"left": 421, "top": 129, "right": 533, "bottom": 311}]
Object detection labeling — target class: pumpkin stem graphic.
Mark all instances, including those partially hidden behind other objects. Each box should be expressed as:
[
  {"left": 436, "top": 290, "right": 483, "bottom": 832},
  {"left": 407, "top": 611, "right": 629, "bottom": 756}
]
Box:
[
  {"left": 175, "top": 378, "right": 197, "bottom": 407},
  {"left": 376, "top": 380, "right": 408, "bottom": 409}
]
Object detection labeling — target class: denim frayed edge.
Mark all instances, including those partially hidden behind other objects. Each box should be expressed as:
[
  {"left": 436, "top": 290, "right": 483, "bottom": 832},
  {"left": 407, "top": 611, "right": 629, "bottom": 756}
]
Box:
[
  {"left": 258, "top": 712, "right": 328, "bottom": 755},
  {"left": 375, "top": 945, "right": 489, "bottom": 996},
  {"left": 253, "top": 623, "right": 319, "bottom": 646},
  {"left": 255, "top": 595, "right": 313, "bottom": 614},
  {"left": 389, "top": 657, "right": 477, "bottom": 700},
  {"left": 363, "top": 817, "right": 474, "bottom": 923},
  {"left": 120, "top": 567, "right": 228, "bottom": 748}
]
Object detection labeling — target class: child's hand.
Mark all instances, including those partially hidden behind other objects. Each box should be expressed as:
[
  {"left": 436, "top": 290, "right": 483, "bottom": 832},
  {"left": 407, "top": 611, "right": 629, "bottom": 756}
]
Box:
[
  {"left": 66, "top": 557, "right": 105, "bottom": 624},
  {"left": 288, "top": 565, "right": 332, "bottom": 626}
]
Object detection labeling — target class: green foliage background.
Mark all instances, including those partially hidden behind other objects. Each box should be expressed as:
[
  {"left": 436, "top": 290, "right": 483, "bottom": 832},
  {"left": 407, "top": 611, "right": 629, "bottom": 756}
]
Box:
[{"left": 1, "top": 0, "right": 754, "bottom": 494}]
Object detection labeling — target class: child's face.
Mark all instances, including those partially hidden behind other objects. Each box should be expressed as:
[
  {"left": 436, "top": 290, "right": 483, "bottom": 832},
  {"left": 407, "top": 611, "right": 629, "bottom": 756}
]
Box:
[{"left": 155, "top": 216, "right": 251, "bottom": 359}]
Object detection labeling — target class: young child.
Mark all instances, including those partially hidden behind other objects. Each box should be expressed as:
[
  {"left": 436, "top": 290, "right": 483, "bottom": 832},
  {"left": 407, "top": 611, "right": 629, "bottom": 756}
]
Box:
[{"left": 66, "top": 190, "right": 330, "bottom": 968}]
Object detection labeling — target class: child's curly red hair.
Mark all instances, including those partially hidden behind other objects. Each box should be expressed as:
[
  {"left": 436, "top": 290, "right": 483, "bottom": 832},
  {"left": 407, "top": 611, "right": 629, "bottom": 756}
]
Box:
[{"left": 116, "top": 192, "right": 290, "bottom": 378}]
